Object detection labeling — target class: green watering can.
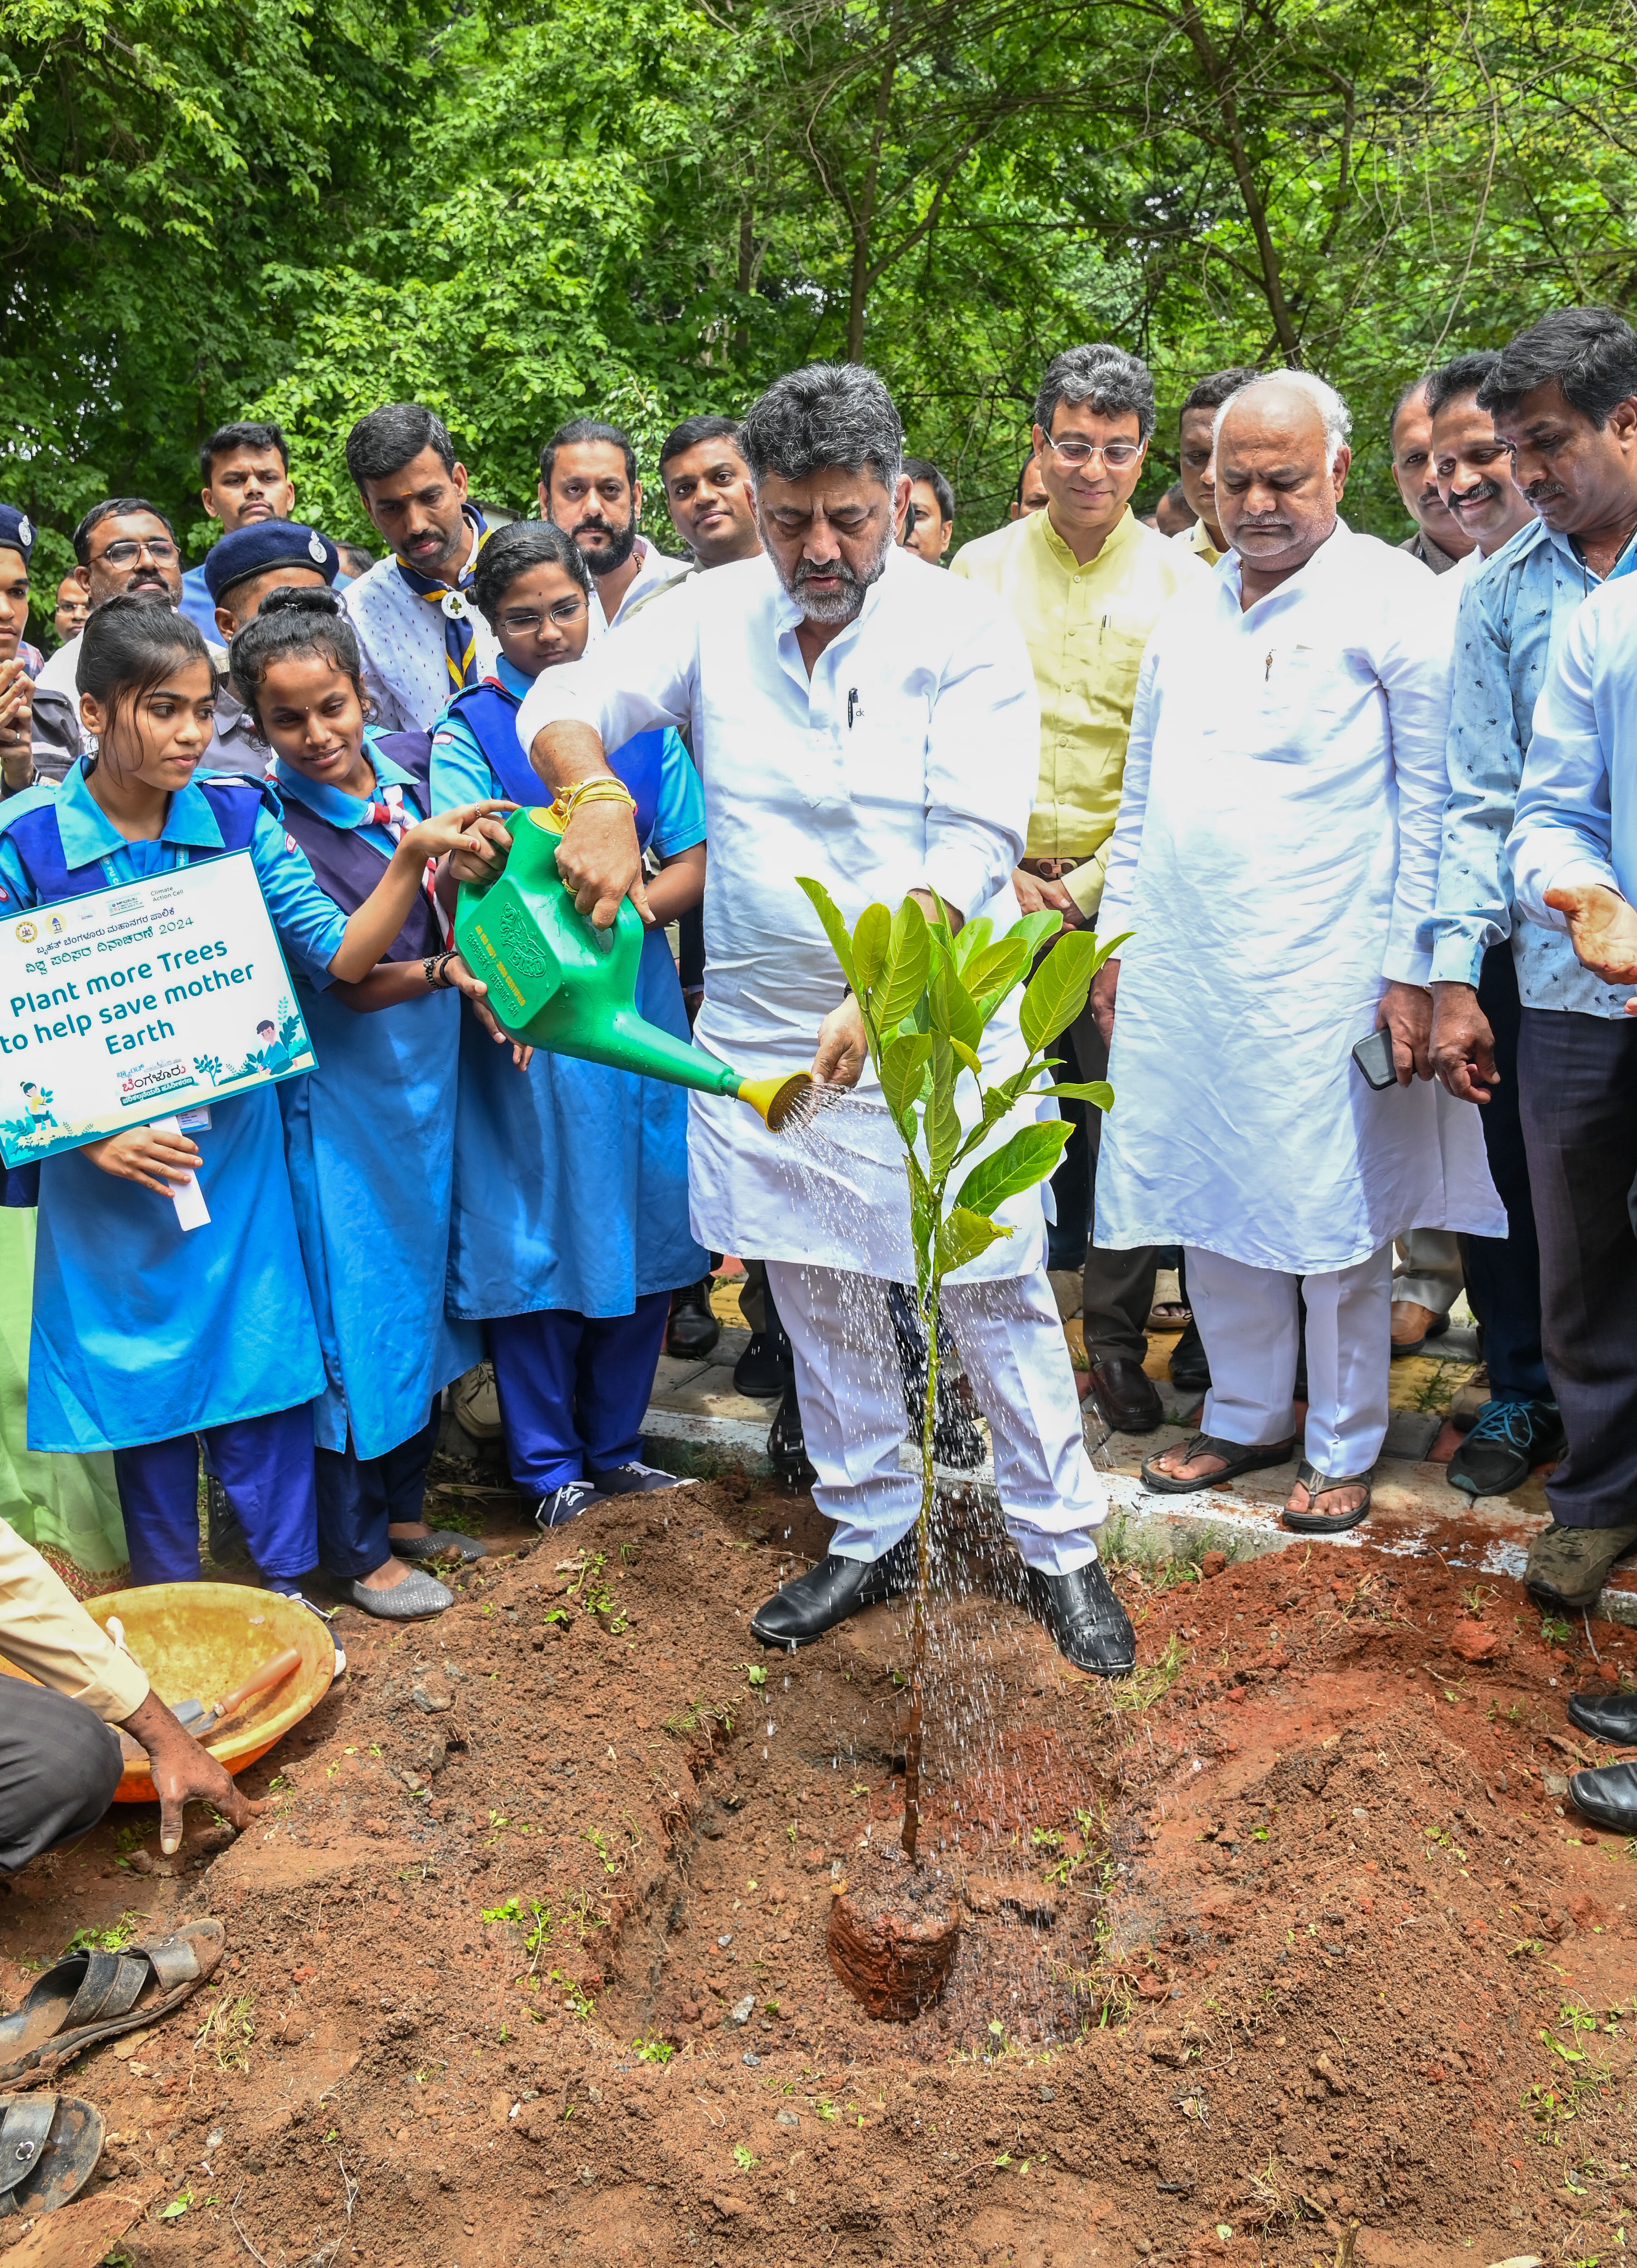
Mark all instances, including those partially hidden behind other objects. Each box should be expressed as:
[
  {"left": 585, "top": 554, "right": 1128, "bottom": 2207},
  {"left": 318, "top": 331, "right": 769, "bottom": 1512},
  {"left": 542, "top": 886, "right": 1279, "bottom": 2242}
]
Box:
[{"left": 453, "top": 805, "right": 814, "bottom": 1130}]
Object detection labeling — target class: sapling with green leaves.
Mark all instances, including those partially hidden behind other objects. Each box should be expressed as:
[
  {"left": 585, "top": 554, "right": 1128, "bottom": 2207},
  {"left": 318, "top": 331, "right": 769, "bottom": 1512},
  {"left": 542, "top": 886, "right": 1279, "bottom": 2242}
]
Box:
[{"left": 796, "top": 877, "right": 1124, "bottom": 1862}]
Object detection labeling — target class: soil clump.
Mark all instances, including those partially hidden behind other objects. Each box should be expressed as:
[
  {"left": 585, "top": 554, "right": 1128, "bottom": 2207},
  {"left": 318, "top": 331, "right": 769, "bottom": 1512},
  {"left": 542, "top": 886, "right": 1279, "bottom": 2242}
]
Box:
[{"left": 2, "top": 1475, "right": 1634, "bottom": 2265}]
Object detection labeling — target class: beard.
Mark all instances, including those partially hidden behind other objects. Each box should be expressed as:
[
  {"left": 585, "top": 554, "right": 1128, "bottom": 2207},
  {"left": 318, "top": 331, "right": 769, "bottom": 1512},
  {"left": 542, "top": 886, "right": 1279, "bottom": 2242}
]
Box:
[
  {"left": 564, "top": 510, "right": 638, "bottom": 575},
  {"left": 773, "top": 521, "right": 893, "bottom": 625}
]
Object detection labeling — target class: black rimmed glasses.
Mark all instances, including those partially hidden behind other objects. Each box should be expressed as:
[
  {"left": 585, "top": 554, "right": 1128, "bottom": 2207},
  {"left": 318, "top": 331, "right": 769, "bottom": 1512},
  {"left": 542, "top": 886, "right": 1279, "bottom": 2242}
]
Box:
[{"left": 95, "top": 537, "right": 179, "bottom": 566}]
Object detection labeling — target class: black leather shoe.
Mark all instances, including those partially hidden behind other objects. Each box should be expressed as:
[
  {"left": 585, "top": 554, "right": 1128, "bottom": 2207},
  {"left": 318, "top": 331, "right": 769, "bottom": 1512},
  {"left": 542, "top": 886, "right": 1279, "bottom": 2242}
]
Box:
[
  {"left": 1569, "top": 1759, "right": 1637, "bottom": 1833},
  {"left": 666, "top": 1279, "right": 721, "bottom": 1360},
  {"left": 1025, "top": 1560, "right": 1136, "bottom": 1677},
  {"left": 1168, "top": 1319, "right": 1211, "bottom": 1394},
  {"left": 734, "top": 1327, "right": 792, "bottom": 1400},
  {"left": 1088, "top": 1355, "right": 1163, "bottom": 1433},
  {"left": 1567, "top": 1690, "right": 1637, "bottom": 1745},
  {"left": 750, "top": 1531, "right": 917, "bottom": 1648},
  {"left": 767, "top": 1380, "right": 817, "bottom": 1491}
]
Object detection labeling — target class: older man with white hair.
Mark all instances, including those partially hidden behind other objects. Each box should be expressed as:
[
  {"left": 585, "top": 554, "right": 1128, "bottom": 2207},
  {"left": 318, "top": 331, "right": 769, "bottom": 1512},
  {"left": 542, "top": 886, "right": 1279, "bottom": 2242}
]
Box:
[{"left": 1088, "top": 370, "right": 1503, "bottom": 1533}]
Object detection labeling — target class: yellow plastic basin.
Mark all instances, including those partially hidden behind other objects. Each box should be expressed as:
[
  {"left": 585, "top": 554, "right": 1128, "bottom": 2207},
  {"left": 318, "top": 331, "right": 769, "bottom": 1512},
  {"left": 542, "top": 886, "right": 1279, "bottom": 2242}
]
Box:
[{"left": 82, "top": 1582, "right": 336, "bottom": 1802}]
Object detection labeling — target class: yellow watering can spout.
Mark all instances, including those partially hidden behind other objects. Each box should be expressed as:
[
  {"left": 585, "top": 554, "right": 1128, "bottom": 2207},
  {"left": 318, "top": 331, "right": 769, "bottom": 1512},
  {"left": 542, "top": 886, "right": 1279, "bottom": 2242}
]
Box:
[
  {"left": 736, "top": 1071, "right": 815, "bottom": 1131},
  {"left": 453, "top": 806, "right": 812, "bottom": 1121}
]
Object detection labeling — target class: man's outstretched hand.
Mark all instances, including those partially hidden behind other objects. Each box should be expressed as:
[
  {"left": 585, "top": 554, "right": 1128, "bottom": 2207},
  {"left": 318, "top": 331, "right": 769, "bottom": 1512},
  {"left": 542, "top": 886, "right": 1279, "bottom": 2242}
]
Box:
[
  {"left": 120, "top": 1691, "right": 255, "bottom": 1857},
  {"left": 1545, "top": 882, "right": 1637, "bottom": 986}
]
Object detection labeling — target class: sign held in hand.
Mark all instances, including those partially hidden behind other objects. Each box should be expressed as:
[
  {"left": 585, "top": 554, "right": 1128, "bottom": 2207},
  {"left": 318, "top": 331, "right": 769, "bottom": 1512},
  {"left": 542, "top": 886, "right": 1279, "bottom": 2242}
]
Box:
[{"left": 0, "top": 851, "right": 314, "bottom": 1170}]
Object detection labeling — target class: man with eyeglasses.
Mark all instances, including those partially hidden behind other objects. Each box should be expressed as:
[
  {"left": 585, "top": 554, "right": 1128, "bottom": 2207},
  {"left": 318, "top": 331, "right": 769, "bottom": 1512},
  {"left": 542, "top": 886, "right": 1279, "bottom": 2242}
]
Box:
[
  {"left": 31, "top": 498, "right": 228, "bottom": 779},
  {"left": 951, "top": 343, "right": 1208, "bottom": 1440}
]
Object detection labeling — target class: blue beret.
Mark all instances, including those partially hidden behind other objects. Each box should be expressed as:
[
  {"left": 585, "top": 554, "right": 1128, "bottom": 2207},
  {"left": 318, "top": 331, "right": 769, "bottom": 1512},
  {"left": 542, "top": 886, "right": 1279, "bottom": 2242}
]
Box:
[
  {"left": 204, "top": 520, "right": 339, "bottom": 601},
  {"left": 0, "top": 505, "right": 36, "bottom": 564}
]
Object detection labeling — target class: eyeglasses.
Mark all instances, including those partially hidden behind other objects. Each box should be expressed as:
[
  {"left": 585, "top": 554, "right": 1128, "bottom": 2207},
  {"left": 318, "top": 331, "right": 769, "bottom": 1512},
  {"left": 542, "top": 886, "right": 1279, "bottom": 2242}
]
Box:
[
  {"left": 497, "top": 600, "right": 587, "bottom": 633},
  {"left": 94, "top": 538, "right": 178, "bottom": 566},
  {"left": 1041, "top": 436, "right": 1145, "bottom": 471}
]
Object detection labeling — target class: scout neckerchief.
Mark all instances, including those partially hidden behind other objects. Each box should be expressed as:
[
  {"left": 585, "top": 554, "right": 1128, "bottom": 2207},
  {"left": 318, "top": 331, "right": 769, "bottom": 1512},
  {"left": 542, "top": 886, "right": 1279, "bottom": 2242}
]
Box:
[{"left": 394, "top": 503, "right": 490, "bottom": 694}]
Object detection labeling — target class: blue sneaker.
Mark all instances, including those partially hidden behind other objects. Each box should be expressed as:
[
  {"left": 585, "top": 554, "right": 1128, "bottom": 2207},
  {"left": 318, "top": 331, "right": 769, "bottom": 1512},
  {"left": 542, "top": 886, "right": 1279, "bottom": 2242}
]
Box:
[{"left": 1446, "top": 1398, "right": 1565, "bottom": 1499}]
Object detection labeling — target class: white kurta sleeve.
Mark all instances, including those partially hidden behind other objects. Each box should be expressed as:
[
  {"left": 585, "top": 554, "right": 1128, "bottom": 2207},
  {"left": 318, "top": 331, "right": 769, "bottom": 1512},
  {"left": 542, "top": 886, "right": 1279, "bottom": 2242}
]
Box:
[
  {"left": 1092, "top": 639, "right": 1162, "bottom": 946},
  {"left": 1379, "top": 577, "right": 1455, "bottom": 986},
  {"left": 918, "top": 607, "right": 1036, "bottom": 918},
  {"left": 1507, "top": 599, "right": 1620, "bottom": 927},
  {"left": 516, "top": 589, "right": 699, "bottom": 766}
]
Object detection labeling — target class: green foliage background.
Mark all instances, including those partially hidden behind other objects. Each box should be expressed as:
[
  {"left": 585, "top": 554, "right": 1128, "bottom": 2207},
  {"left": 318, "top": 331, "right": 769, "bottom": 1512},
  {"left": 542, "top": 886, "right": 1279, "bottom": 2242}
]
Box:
[{"left": 2, "top": 0, "right": 1632, "bottom": 582}]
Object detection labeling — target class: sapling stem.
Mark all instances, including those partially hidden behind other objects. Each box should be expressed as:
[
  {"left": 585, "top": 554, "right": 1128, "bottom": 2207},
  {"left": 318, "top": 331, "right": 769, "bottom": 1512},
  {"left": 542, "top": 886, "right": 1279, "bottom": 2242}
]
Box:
[{"left": 902, "top": 1277, "right": 940, "bottom": 1865}]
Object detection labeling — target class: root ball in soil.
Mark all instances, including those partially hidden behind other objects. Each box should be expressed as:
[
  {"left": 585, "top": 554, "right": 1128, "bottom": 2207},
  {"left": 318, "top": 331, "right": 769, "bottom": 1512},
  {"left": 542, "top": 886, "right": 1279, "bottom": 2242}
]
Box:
[{"left": 826, "top": 1841, "right": 961, "bottom": 2020}]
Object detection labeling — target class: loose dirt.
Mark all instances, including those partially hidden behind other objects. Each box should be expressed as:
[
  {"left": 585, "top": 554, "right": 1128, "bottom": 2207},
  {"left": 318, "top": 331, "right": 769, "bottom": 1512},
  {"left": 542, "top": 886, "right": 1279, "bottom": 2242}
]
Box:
[{"left": 3, "top": 1476, "right": 1634, "bottom": 2267}]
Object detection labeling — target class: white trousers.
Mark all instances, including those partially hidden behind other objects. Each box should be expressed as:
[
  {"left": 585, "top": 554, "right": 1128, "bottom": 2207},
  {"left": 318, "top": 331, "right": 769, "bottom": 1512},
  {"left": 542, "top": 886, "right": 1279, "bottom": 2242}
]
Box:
[
  {"left": 766, "top": 1259, "right": 1105, "bottom": 1573},
  {"left": 1185, "top": 1243, "right": 1393, "bottom": 1478},
  {"left": 1392, "top": 1229, "right": 1463, "bottom": 1315}
]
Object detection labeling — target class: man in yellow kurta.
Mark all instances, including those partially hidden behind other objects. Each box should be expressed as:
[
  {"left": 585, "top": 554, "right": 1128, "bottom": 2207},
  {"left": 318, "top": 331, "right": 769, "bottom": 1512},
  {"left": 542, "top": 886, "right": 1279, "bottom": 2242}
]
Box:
[{"left": 952, "top": 342, "right": 1207, "bottom": 1435}]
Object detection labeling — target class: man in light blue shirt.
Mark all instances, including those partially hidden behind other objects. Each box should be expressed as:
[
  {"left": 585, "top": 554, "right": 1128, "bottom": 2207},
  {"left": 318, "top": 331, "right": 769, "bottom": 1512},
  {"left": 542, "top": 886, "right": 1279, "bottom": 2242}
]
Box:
[{"left": 1430, "top": 306, "right": 1637, "bottom": 1612}]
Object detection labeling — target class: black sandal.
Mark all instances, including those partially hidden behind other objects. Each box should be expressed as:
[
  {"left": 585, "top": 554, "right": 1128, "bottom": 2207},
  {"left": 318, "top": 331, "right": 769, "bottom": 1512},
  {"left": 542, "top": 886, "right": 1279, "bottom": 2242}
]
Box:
[
  {"left": 0, "top": 2094, "right": 104, "bottom": 2217},
  {"left": 0, "top": 1919, "right": 223, "bottom": 2089},
  {"left": 1139, "top": 1432, "right": 1297, "bottom": 1494},
  {"left": 1282, "top": 1458, "right": 1372, "bottom": 1534}
]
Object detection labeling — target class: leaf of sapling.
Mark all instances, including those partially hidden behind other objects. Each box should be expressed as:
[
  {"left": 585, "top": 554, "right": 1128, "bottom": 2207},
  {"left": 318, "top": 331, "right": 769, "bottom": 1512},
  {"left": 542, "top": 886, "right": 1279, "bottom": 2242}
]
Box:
[
  {"left": 1018, "top": 931, "right": 1100, "bottom": 1053},
  {"left": 1009, "top": 909, "right": 1063, "bottom": 961},
  {"left": 1035, "top": 1080, "right": 1113, "bottom": 1110},
  {"left": 929, "top": 952, "right": 983, "bottom": 1056},
  {"left": 880, "top": 1031, "right": 933, "bottom": 1124},
  {"left": 955, "top": 1120, "right": 1073, "bottom": 1215},
  {"left": 795, "top": 876, "right": 858, "bottom": 996},
  {"left": 935, "top": 1206, "right": 1010, "bottom": 1276},
  {"left": 852, "top": 902, "right": 890, "bottom": 1001},
  {"left": 873, "top": 897, "right": 931, "bottom": 1034},
  {"left": 960, "top": 936, "right": 1031, "bottom": 1004},
  {"left": 928, "top": 1035, "right": 962, "bottom": 1178},
  {"left": 950, "top": 1039, "right": 983, "bottom": 1082},
  {"left": 950, "top": 916, "right": 993, "bottom": 973}
]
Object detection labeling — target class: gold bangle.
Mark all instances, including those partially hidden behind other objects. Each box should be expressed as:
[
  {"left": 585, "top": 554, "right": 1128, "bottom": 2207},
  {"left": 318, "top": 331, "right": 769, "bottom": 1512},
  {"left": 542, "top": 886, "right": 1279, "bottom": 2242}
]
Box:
[{"left": 549, "top": 777, "right": 637, "bottom": 827}]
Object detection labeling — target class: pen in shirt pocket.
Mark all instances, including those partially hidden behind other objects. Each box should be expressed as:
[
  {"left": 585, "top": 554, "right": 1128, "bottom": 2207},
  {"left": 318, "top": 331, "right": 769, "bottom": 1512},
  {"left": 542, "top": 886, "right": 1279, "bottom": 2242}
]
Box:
[{"left": 847, "top": 688, "right": 862, "bottom": 728}]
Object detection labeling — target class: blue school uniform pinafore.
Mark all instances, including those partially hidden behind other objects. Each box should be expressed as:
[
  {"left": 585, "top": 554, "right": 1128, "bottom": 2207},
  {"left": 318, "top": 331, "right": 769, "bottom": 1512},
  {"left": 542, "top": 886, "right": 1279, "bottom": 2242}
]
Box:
[
  {"left": 429, "top": 660, "right": 707, "bottom": 1320},
  {"left": 270, "top": 727, "right": 480, "bottom": 1462}
]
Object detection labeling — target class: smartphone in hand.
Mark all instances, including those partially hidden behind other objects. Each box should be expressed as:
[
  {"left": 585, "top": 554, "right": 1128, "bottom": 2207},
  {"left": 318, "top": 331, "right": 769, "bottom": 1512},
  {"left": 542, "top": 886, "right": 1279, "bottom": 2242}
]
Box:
[{"left": 1351, "top": 1025, "right": 1397, "bottom": 1091}]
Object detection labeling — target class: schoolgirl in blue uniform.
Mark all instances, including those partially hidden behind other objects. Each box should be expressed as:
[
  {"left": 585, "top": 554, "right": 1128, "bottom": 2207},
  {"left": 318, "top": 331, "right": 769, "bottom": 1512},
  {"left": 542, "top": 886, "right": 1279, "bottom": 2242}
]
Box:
[
  {"left": 429, "top": 521, "right": 707, "bottom": 1527},
  {"left": 0, "top": 597, "right": 500, "bottom": 1593},
  {"left": 228, "top": 586, "right": 514, "bottom": 1617}
]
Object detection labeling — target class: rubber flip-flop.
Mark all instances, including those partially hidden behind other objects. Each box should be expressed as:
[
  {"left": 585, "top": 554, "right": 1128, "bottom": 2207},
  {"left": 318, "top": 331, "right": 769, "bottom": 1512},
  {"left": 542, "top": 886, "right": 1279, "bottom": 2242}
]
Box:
[
  {"left": 1139, "top": 1432, "right": 1297, "bottom": 1495},
  {"left": 0, "top": 1919, "right": 223, "bottom": 2090},
  {"left": 0, "top": 2094, "right": 105, "bottom": 2217},
  {"left": 1282, "top": 1459, "right": 1372, "bottom": 1535}
]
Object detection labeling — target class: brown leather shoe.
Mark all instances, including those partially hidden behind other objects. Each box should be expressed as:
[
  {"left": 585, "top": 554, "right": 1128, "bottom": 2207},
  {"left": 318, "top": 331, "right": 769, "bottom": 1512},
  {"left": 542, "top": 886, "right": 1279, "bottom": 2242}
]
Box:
[{"left": 1087, "top": 1355, "right": 1164, "bottom": 1434}]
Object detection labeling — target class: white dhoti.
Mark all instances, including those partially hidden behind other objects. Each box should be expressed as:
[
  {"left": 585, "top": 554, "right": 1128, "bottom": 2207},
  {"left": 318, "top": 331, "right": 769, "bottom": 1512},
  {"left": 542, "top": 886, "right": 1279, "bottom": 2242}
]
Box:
[
  {"left": 768, "top": 1253, "right": 1105, "bottom": 1570},
  {"left": 1185, "top": 1243, "right": 1393, "bottom": 1476}
]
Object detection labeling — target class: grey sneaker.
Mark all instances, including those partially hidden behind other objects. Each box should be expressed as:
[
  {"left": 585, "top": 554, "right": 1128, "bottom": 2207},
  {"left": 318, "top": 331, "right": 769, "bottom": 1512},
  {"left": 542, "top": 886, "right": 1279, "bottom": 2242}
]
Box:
[
  {"left": 1525, "top": 1519, "right": 1637, "bottom": 1612},
  {"left": 333, "top": 1568, "right": 452, "bottom": 1620}
]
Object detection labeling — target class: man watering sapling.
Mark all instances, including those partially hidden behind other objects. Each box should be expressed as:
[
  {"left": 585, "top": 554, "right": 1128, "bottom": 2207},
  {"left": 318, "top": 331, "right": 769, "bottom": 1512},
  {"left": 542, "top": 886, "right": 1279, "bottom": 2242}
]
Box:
[{"left": 512, "top": 363, "right": 1133, "bottom": 1677}]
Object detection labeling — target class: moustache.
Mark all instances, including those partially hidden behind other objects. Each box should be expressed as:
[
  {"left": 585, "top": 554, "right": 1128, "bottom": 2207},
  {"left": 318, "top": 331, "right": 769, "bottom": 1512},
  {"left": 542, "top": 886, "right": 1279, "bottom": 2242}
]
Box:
[
  {"left": 1452, "top": 480, "right": 1502, "bottom": 506},
  {"left": 574, "top": 516, "right": 619, "bottom": 539},
  {"left": 793, "top": 556, "right": 860, "bottom": 586}
]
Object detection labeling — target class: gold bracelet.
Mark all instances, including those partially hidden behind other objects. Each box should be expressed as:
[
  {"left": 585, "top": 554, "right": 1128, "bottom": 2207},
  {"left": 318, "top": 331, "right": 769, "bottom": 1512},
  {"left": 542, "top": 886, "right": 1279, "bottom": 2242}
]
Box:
[{"left": 548, "top": 777, "right": 637, "bottom": 828}]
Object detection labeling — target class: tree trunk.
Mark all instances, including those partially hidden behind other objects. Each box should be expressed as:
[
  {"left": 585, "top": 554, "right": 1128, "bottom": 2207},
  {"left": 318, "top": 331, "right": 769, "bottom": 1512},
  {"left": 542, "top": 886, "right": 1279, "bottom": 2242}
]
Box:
[{"left": 1177, "top": 3, "right": 1303, "bottom": 363}]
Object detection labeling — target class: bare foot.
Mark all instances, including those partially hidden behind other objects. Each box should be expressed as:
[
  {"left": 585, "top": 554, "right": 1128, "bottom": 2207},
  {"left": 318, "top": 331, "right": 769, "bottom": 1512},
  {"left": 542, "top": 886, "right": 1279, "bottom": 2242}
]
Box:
[
  {"left": 1146, "top": 1441, "right": 1234, "bottom": 1485},
  {"left": 356, "top": 1555, "right": 418, "bottom": 1594},
  {"left": 1284, "top": 1473, "right": 1368, "bottom": 1521}
]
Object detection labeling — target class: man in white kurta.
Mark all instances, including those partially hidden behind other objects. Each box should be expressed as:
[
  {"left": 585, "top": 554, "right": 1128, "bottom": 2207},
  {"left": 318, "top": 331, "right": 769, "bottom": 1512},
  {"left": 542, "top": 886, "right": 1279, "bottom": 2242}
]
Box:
[
  {"left": 1093, "top": 374, "right": 1503, "bottom": 1531},
  {"left": 515, "top": 363, "right": 1133, "bottom": 1675}
]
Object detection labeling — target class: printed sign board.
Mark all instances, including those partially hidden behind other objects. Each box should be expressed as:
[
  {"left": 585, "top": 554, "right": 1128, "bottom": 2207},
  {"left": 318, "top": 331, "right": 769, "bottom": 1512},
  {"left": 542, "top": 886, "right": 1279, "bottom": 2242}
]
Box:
[{"left": 0, "top": 851, "right": 314, "bottom": 1168}]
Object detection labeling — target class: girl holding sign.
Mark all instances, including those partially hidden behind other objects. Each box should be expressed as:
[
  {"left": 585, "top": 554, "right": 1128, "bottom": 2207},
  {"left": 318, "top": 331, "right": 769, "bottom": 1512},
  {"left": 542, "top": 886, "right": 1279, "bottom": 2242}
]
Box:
[
  {"left": 429, "top": 521, "right": 707, "bottom": 1527},
  {"left": 229, "top": 586, "right": 518, "bottom": 1617},
  {"left": 0, "top": 596, "right": 503, "bottom": 1598}
]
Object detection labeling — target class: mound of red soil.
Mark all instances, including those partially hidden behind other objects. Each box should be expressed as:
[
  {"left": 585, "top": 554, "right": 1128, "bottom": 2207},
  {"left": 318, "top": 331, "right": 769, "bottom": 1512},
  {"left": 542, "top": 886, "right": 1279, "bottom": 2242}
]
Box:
[{"left": 2, "top": 1478, "right": 1632, "bottom": 2267}]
